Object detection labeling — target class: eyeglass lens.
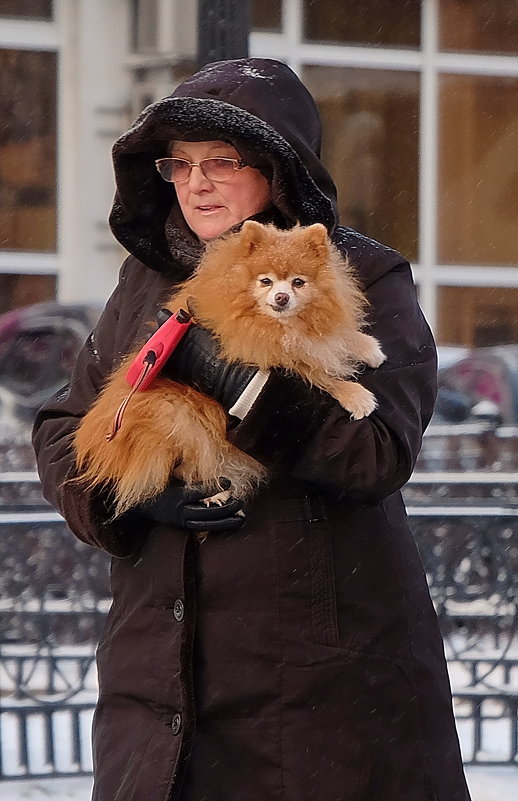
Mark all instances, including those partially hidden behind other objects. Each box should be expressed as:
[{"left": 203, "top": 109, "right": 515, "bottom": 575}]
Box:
[{"left": 157, "top": 157, "right": 239, "bottom": 183}]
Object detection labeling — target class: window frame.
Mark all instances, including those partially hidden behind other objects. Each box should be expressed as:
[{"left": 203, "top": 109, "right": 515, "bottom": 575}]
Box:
[{"left": 250, "top": 0, "right": 518, "bottom": 334}]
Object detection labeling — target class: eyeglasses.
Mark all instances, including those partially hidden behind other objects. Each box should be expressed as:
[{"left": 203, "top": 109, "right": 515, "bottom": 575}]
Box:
[{"left": 155, "top": 156, "right": 247, "bottom": 184}]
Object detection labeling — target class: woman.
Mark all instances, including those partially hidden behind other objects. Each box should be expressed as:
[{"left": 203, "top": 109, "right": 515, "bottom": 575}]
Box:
[{"left": 33, "top": 58, "right": 470, "bottom": 801}]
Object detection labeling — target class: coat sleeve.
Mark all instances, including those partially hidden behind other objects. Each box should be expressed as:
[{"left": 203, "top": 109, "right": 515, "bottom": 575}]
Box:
[
  {"left": 32, "top": 259, "right": 148, "bottom": 557},
  {"left": 229, "top": 260, "right": 437, "bottom": 503}
]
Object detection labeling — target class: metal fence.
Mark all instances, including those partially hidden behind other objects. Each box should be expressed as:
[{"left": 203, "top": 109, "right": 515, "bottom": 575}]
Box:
[
  {"left": 1, "top": 427, "right": 517, "bottom": 778},
  {"left": 404, "top": 470, "right": 518, "bottom": 767},
  {"left": 0, "top": 459, "right": 109, "bottom": 780}
]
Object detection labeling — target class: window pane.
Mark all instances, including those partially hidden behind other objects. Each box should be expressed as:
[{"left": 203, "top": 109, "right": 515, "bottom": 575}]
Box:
[
  {"left": 131, "top": 0, "right": 160, "bottom": 52},
  {"left": 437, "top": 286, "right": 518, "bottom": 348},
  {"left": 252, "top": 0, "right": 282, "bottom": 31},
  {"left": 0, "top": 274, "right": 56, "bottom": 315},
  {"left": 0, "top": 0, "right": 53, "bottom": 19},
  {"left": 303, "top": 65, "right": 419, "bottom": 261},
  {"left": 0, "top": 50, "right": 57, "bottom": 252},
  {"left": 303, "top": 0, "right": 420, "bottom": 48},
  {"left": 439, "top": 0, "right": 518, "bottom": 55},
  {"left": 438, "top": 75, "right": 518, "bottom": 266}
]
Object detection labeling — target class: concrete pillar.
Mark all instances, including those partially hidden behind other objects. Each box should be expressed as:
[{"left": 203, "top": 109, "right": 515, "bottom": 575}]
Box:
[{"left": 56, "top": 0, "right": 131, "bottom": 305}]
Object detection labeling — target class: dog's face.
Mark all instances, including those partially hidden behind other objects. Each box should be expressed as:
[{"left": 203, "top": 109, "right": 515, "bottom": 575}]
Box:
[
  {"left": 190, "top": 220, "right": 354, "bottom": 341},
  {"left": 252, "top": 272, "right": 311, "bottom": 318},
  {"left": 235, "top": 221, "right": 334, "bottom": 322}
]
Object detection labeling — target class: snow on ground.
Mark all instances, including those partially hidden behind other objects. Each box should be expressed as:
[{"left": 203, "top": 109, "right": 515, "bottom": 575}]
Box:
[
  {"left": 0, "top": 769, "right": 517, "bottom": 800},
  {"left": 465, "top": 767, "right": 518, "bottom": 801},
  {"left": 0, "top": 776, "right": 92, "bottom": 799}
]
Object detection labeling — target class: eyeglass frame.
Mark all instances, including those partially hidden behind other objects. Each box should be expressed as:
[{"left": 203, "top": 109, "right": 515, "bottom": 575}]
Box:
[{"left": 155, "top": 156, "right": 247, "bottom": 184}]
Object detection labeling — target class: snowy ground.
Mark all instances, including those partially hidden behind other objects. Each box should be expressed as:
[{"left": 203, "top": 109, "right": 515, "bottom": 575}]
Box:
[
  {"left": 0, "top": 776, "right": 93, "bottom": 799},
  {"left": 465, "top": 767, "right": 518, "bottom": 801},
  {"left": 0, "top": 768, "right": 517, "bottom": 800}
]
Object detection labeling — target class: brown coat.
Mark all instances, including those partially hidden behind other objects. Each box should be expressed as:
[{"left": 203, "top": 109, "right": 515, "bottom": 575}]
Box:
[{"left": 32, "top": 58, "right": 470, "bottom": 801}]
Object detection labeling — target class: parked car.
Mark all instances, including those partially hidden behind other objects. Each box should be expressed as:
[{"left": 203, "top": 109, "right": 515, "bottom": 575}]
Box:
[
  {"left": 0, "top": 301, "right": 101, "bottom": 425},
  {"left": 435, "top": 345, "right": 518, "bottom": 425}
]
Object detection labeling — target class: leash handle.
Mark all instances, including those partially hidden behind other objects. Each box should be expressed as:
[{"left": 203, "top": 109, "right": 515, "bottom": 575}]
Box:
[
  {"left": 107, "top": 309, "right": 193, "bottom": 441},
  {"left": 125, "top": 308, "right": 193, "bottom": 392}
]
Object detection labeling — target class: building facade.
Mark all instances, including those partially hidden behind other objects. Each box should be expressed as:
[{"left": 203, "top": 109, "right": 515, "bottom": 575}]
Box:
[{"left": 0, "top": 0, "right": 517, "bottom": 346}]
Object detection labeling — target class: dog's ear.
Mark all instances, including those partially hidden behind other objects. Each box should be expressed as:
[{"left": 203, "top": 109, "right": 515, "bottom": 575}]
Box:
[
  {"left": 240, "top": 220, "right": 267, "bottom": 255},
  {"left": 303, "top": 223, "right": 330, "bottom": 260}
]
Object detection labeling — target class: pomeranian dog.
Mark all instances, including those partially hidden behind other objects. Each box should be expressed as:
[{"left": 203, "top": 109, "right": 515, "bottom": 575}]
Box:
[{"left": 73, "top": 221, "right": 385, "bottom": 518}]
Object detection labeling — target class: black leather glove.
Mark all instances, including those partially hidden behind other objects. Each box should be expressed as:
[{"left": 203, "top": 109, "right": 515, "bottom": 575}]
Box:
[
  {"left": 135, "top": 478, "right": 245, "bottom": 533},
  {"left": 157, "top": 310, "right": 257, "bottom": 413},
  {"left": 155, "top": 311, "right": 334, "bottom": 467},
  {"left": 227, "top": 369, "right": 335, "bottom": 467}
]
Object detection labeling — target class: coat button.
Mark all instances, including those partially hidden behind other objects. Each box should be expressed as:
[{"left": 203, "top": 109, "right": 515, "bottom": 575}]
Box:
[
  {"left": 173, "top": 599, "right": 184, "bottom": 622},
  {"left": 171, "top": 713, "right": 182, "bottom": 735}
]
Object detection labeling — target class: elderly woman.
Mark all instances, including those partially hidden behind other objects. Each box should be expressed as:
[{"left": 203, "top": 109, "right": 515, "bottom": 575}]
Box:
[{"left": 33, "top": 59, "right": 471, "bottom": 801}]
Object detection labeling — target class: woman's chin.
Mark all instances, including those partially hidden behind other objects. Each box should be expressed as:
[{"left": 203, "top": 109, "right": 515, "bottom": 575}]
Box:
[{"left": 188, "top": 213, "right": 233, "bottom": 242}]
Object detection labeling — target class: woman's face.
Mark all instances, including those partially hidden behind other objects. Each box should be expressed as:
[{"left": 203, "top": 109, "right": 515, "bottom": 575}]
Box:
[{"left": 171, "top": 140, "right": 271, "bottom": 241}]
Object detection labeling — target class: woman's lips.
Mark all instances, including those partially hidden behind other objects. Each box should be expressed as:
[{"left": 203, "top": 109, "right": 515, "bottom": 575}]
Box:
[{"left": 196, "top": 205, "right": 224, "bottom": 215}]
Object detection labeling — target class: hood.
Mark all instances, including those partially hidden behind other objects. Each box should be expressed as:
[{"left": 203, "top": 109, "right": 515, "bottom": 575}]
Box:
[{"left": 109, "top": 58, "right": 338, "bottom": 276}]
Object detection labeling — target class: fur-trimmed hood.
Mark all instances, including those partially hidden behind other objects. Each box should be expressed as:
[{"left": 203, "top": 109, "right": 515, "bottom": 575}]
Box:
[{"left": 109, "top": 58, "right": 339, "bottom": 276}]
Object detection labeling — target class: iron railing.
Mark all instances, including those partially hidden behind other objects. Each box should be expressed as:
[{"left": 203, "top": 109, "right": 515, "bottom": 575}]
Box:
[{"left": 1, "top": 442, "right": 517, "bottom": 778}]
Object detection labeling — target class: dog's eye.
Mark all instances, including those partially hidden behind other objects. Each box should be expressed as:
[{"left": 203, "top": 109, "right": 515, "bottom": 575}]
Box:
[
  {"left": 292, "top": 278, "right": 306, "bottom": 288},
  {"left": 259, "top": 277, "right": 273, "bottom": 286}
]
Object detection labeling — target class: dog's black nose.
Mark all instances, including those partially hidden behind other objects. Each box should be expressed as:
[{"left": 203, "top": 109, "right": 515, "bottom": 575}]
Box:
[{"left": 275, "top": 292, "right": 290, "bottom": 307}]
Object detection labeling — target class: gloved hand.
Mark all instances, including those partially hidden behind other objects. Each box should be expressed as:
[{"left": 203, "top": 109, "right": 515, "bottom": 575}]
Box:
[
  {"left": 157, "top": 310, "right": 258, "bottom": 413},
  {"left": 135, "top": 478, "right": 245, "bottom": 533},
  {"left": 154, "top": 310, "right": 335, "bottom": 466}
]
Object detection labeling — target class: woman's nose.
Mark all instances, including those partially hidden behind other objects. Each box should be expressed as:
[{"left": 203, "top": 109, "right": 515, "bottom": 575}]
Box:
[{"left": 187, "top": 165, "right": 212, "bottom": 192}]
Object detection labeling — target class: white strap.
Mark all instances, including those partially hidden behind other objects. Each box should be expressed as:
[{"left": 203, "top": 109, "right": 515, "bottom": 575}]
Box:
[{"left": 228, "top": 370, "right": 270, "bottom": 420}]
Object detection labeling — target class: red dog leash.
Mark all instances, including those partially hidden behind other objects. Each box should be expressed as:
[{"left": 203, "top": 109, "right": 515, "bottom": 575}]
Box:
[{"left": 107, "top": 308, "right": 193, "bottom": 441}]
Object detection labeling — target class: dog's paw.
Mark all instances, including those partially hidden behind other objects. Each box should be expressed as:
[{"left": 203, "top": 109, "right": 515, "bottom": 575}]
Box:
[
  {"left": 347, "top": 386, "right": 378, "bottom": 420},
  {"left": 332, "top": 381, "right": 378, "bottom": 419},
  {"left": 202, "top": 489, "right": 232, "bottom": 507},
  {"left": 365, "top": 339, "right": 386, "bottom": 369}
]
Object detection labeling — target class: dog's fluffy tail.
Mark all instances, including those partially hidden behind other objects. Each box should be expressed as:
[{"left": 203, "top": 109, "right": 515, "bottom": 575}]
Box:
[{"left": 72, "top": 366, "right": 265, "bottom": 517}]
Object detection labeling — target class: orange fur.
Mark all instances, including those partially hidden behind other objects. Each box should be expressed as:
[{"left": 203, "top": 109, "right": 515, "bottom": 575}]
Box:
[{"left": 73, "top": 222, "right": 385, "bottom": 517}]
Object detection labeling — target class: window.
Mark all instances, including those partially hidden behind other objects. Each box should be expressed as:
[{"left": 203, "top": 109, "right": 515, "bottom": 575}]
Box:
[
  {"left": 437, "top": 287, "right": 518, "bottom": 347},
  {"left": 438, "top": 74, "right": 518, "bottom": 266},
  {"left": 131, "top": 0, "right": 160, "bottom": 53},
  {"left": 0, "top": 49, "right": 57, "bottom": 253},
  {"left": 0, "top": 0, "right": 53, "bottom": 19},
  {"left": 302, "top": 0, "right": 421, "bottom": 48},
  {"left": 250, "top": 0, "right": 518, "bottom": 345},
  {"left": 252, "top": 0, "right": 282, "bottom": 32},
  {"left": 303, "top": 65, "right": 419, "bottom": 261},
  {"left": 439, "top": 0, "right": 518, "bottom": 55}
]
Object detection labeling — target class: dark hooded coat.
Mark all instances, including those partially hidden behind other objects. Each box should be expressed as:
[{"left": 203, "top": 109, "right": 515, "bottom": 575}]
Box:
[{"left": 32, "top": 59, "right": 470, "bottom": 801}]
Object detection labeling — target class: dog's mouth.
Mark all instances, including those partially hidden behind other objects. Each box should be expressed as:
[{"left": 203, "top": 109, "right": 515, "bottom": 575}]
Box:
[{"left": 265, "top": 303, "right": 298, "bottom": 319}]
